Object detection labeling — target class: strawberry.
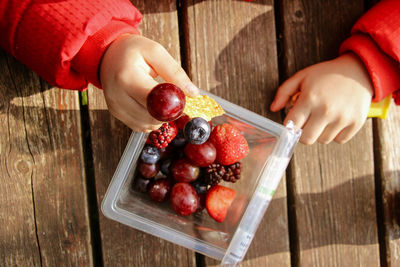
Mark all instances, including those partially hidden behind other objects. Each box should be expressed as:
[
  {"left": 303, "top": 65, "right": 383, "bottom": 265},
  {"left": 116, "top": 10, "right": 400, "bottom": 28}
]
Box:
[
  {"left": 209, "top": 123, "right": 249, "bottom": 165},
  {"left": 206, "top": 185, "right": 236, "bottom": 223}
]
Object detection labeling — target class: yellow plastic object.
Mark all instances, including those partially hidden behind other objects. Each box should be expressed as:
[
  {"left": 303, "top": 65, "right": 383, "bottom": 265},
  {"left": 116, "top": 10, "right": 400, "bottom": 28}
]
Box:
[{"left": 368, "top": 94, "right": 391, "bottom": 119}]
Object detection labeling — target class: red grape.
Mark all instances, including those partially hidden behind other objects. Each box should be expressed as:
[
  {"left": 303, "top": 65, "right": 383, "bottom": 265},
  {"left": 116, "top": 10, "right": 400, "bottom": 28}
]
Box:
[
  {"left": 171, "top": 158, "right": 200, "bottom": 183},
  {"left": 184, "top": 141, "right": 216, "bottom": 167},
  {"left": 170, "top": 183, "right": 199, "bottom": 216},
  {"left": 147, "top": 83, "right": 186, "bottom": 122},
  {"left": 138, "top": 161, "right": 159, "bottom": 178},
  {"left": 174, "top": 114, "right": 191, "bottom": 130},
  {"left": 148, "top": 178, "right": 172, "bottom": 202}
]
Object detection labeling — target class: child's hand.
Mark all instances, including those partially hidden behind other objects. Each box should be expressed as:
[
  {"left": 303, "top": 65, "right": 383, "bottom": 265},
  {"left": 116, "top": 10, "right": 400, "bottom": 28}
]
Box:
[
  {"left": 270, "top": 53, "right": 374, "bottom": 144},
  {"left": 100, "top": 34, "right": 199, "bottom": 132}
]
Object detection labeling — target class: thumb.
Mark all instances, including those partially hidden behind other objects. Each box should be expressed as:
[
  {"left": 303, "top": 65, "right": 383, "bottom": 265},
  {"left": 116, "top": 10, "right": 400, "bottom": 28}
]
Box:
[
  {"left": 270, "top": 70, "right": 305, "bottom": 111},
  {"left": 143, "top": 43, "right": 199, "bottom": 97}
]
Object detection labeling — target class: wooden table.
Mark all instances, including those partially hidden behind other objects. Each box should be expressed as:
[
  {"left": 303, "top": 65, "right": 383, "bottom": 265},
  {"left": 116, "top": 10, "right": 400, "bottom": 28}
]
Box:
[{"left": 1, "top": 0, "right": 399, "bottom": 266}]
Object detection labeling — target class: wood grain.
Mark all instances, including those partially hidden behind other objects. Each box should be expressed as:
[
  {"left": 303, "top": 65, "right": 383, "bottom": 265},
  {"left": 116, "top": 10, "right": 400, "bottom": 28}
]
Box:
[
  {"left": 375, "top": 105, "right": 400, "bottom": 267},
  {"left": 280, "top": 0, "right": 380, "bottom": 266},
  {"left": 0, "top": 51, "right": 92, "bottom": 266},
  {"left": 88, "top": 1, "right": 196, "bottom": 266},
  {"left": 184, "top": 1, "right": 291, "bottom": 266}
]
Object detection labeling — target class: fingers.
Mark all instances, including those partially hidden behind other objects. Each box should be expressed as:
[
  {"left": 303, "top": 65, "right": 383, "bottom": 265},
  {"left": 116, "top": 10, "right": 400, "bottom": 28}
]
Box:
[
  {"left": 298, "top": 113, "right": 328, "bottom": 145},
  {"left": 317, "top": 122, "right": 346, "bottom": 144},
  {"left": 283, "top": 94, "right": 311, "bottom": 130},
  {"left": 105, "top": 89, "right": 162, "bottom": 132},
  {"left": 334, "top": 123, "right": 362, "bottom": 144},
  {"left": 124, "top": 64, "right": 159, "bottom": 107},
  {"left": 270, "top": 70, "right": 306, "bottom": 111},
  {"left": 143, "top": 41, "right": 199, "bottom": 97}
]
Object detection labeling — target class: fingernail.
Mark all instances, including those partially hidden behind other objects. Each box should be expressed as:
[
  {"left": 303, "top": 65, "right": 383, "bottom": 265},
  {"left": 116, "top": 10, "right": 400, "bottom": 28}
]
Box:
[{"left": 185, "top": 83, "right": 200, "bottom": 96}]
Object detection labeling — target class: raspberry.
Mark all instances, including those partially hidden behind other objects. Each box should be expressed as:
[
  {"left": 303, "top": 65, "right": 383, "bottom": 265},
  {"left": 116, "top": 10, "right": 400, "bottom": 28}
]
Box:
[
  {"left": 149, "top": 122, "right": 178, "bottom": 149},
  {"left": 204, "top": 163, "right": 225, "bottom": 186},
  {"left": 222, "top": 162, "right": 241, "bottom": 183}
]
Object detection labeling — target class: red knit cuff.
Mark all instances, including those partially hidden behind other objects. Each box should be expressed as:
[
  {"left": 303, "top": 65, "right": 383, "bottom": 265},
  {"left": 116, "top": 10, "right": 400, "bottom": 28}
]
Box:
[
  {"left": 72, "top": 20, "right": 140, "bottom": 89},
  {"left": 339, "top": 33, "right": 400, "bottom": 103}
]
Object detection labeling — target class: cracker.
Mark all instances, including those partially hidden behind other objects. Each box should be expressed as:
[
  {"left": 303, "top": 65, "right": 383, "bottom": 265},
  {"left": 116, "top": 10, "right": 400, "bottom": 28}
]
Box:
[{"left": 183, "top": 95, "right": 225, "bottom": 121}]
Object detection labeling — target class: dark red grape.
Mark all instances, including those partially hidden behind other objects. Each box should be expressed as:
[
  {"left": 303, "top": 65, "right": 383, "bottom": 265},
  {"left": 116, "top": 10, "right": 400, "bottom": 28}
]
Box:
[
  {"left": 170, "top": 183, "right": 199, "bottom": 216},
  {"left": 138, "top": 161, "right": 159, "bottom": 178},
  {"left": 174, "top": 114, "right": 191, "bottom": 130},
  {"left": 196, "top": 193, "right": 207, "bottom": 213},
  {"left": 184, "top": 141, "right": 216, "bottom": 167},
  {"left": 146, "top": 83, "right": 186, "bottom": 122},
  {"left": 171, "top": 157, "right": 200, "bottom": 183},
  {"left": 148, "top": 178, "right": 172, "bottom": 202}
]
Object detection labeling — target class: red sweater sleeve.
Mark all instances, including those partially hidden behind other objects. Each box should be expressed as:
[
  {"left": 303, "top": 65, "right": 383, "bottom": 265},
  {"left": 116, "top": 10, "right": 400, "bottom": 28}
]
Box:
[
  {"left": 0, "top": 0, "right": 142, "bottom": 90},
  {"left": 339, "top": 0, "right": 400, "bottom": 105}
]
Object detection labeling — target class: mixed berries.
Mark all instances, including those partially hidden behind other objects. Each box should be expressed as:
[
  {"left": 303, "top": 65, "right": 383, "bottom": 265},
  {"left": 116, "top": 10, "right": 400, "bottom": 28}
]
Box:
[{"left": 131, "top": 83, "right": 249, "bottom": 223}]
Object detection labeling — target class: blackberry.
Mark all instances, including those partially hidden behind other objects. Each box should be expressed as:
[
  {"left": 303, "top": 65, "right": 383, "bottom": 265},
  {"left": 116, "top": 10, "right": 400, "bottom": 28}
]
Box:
[
  {"left": 204, "top": 163, "right": 225, "bottom": 186},
  {"left": 149, "top": 122, "right": 177, "bottom": 149},
  {"left": 222, "top": 162, "right": 242, "bottom": 183}
]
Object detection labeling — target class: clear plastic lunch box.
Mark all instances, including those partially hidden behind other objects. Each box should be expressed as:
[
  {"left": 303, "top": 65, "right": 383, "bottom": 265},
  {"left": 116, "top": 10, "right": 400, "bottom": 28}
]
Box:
[{"left": 101, "top": 90, "right": 301, "bottom": 266}]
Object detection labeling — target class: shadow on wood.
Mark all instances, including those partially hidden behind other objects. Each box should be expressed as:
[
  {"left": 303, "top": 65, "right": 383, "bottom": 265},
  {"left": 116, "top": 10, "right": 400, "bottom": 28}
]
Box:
[
  {"left": 263, "top": 174, "right": 399, "bottom": 256},
  {"left": 211, "top": 12, "right": 280, "bottom": 122}
]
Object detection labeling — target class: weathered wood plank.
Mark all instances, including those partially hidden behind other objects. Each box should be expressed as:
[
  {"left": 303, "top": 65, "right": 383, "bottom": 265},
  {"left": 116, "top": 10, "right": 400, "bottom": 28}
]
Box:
[
  {"left": 0, "top": 50, "right": 41, "bottom": 267},
  {"left": 184, "top": 1, "right": 291, "bottom": 266},
  {"left": 376, "top": 106, "right": 400, "bottom": 266},
  {"left": 88, "top": 1, "right": 196, "bottom": 266},
  {"left": 280, "top": 1, "right": 380, "bottom": 266},
  {"left": 0, "top": 51, "right": 92, "bottom": 265}
]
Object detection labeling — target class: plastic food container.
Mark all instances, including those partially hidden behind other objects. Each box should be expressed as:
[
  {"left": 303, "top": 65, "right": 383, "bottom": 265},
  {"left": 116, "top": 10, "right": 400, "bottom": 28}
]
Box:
[{"left": 101, "top": 90, "right": 301, "bottom": 267}]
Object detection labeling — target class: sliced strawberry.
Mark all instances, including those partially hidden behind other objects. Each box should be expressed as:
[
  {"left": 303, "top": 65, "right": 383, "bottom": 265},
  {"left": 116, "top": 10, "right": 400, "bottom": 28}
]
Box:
[
  {"left": 206, "top": 185, "right": 236, "bottom": 223},
  {"left": 209, "top": 123, "right": 249, "bottom": 165}
]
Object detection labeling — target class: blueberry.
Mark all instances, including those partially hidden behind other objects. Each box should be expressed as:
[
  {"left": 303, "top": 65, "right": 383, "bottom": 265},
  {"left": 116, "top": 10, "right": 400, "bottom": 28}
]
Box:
[
  {"left": 171, "top": 132, "right": 186, "bottom": 147},
  {"left": 160, "top": 158, "right": 173, "bottom": 175},
  {"left": 183, "top": 117, "right": 211, "bottom": 145},
  {"left": 191, "top": 180, "right": 208, "bottom": 194},
  {"left": 140, "top": 145, "right": 161, "bottom": 164},
  {"left": 132, "top": 176, "right": 153, "bottom": 193}
]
